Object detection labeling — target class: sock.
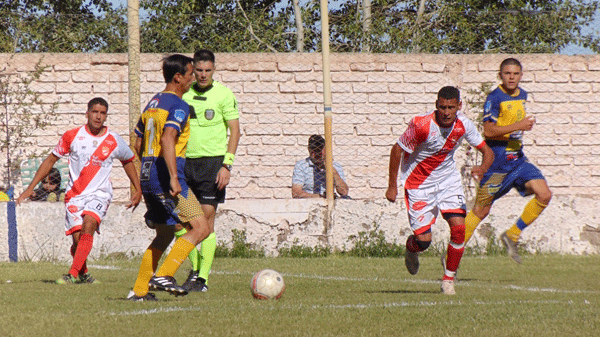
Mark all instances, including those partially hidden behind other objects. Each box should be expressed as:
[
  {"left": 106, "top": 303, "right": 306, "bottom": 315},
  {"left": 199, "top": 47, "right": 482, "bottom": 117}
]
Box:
[
  {"left": 155, "top": 237, "right": 196, "bottom": 277},
  {"left": 464, "top": 211, "right": 482, "bottom": 244},
  {"left": 133, "top": 246, "right": 163, "bottom": 296},
  {"left": 406, "top": 235, "right": 426, "bottom": 253},
  {"left": 69, "top": 233, "right": 93, "bottom": 278},
  {"left": 506, "top": 198, "right": 548, "bottom": 242},
  {"left": 444, "top": 225, "right": 465, "bottom": 280},
  {"left": 199, "top": 232, "right": 217, "bottom": 283},
  {"left": 175, "top": 228, "right": 201, "bottom": 271},
  {"left": 70, "top": 244, "right": 87, "bottom": 275}
]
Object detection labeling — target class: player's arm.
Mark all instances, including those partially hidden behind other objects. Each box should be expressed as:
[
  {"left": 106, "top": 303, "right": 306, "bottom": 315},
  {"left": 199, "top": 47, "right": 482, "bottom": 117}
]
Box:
[
  {"left": 134, "top": 136, "right": 143, "bottom": 158},
  {"left": 216, "top": 118, "right": 241, "bottom": 190},
  {"left": 17, "top": 154, "right": 60, "bottom": 205},
  {"left": 483, "top": 117, "right": 535, "bottom": 138},
  {"left": 471, "top": 143, "right": 495, "bottom": 182},
  {"left": 160, "top": 126, "right": 181, "bottom": 196},
  {"left": 291, "top": 184, "right": 321, "bottom": 198},
  {"left": 332, "top": 168, "right": 349, "bottom": 197},
  {"left": 385, "top": 143, "right": 404, "bottom": 202},
  {"left": 122, "top": 160, "right": 142, "bottom": 210}
]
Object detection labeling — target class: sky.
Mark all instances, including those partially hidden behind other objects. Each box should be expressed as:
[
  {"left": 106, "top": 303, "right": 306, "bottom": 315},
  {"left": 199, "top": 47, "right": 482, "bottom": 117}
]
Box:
[{"left": 108, "top": 0, "right": 597, "bottom": 55}]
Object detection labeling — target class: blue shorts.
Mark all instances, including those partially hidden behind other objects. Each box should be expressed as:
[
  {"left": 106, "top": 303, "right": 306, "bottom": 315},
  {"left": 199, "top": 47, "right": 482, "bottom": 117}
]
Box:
[
  {"left": 143, "top": 190, "right": 203, "bottom": 227},
  {"left": 475, "top": 160, "right": 546, "bottom": 207}
]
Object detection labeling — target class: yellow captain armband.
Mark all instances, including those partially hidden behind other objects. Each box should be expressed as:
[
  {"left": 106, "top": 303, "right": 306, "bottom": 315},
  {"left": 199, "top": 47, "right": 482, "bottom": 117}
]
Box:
[{"left": 223, "top": 152, "right": 235, "bottom": 165}]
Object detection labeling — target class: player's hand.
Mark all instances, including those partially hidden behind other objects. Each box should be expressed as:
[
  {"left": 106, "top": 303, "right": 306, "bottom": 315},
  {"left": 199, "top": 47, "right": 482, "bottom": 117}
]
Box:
[
  {"left": 170, "top": 177, "right": 182, "bottom": 197},
  {"left": 216, "top": 167, "right": 231, "bottom": 190},
  {"left": 16, "top": 190, "right": 33, "bottom": 206},
  {"left": 471, "top": 166, "right": 485, "bottom": 182},
  {"left": 518, "top": 116, "right": 535, "bottom": 131},
  {"left": 126, "top": 190, "right": 142, "bottom": 212},
  {"left": 385, "top": 186, "right": 397, "bottom": 202}
]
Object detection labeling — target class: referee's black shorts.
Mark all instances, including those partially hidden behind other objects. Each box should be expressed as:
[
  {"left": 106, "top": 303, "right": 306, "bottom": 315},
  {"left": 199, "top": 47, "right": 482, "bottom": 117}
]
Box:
[{"left": 184, "top": 156, "right": 226, "bottom": 207}]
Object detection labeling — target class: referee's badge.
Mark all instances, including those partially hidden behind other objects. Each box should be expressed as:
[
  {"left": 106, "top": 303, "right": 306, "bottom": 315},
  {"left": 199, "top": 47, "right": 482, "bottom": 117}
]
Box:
[{"left": 205, "top": 109, "right": 215, "bottom": 120}]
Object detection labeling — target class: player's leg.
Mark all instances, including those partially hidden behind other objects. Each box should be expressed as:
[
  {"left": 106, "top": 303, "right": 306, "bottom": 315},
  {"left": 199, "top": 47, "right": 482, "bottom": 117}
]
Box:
[
  {"left": 502, "top": 164, "right": 551, "bottom": 263},
  {"left": 441, "top": 215, "right": 466, "bottom": 295},
  {"left": 404, "top": 188, "right": 436, "bottom": 276},
  {"left": 68, "top": 214, "right": 99, "bottom": 283},
  {"left": 182, "top": 157, "right": 222, "bottom": 292},
  {"left": 503, "top": 178, "right": 552, "bottom": 262},
  {"left": 464, "top": 172, "right": 507, "bottom": 244},
  {"left": 130, "top": 223, "right": 174, "bottom": 300},
  {"left": 151, "top": 192, "right": 210, "bottom": 295}
]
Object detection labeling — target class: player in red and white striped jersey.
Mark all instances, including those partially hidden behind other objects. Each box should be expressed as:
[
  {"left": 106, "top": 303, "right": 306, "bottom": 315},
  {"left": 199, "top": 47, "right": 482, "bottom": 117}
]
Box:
[
  {"left": 386, "top": 86, "right": 494, "bottom": 295},
  {"left": 17, "top": 97, "right": 142, "bottom": 284}
]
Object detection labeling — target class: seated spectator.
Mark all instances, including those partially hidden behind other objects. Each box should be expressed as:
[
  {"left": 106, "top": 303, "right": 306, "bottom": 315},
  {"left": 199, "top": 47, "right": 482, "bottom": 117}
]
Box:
[
  {"left": 30, "top": 167, "right": 64, "bottom": 202},
  {"left": 292, "top": 134, "right": 349, "bottom": 198}
]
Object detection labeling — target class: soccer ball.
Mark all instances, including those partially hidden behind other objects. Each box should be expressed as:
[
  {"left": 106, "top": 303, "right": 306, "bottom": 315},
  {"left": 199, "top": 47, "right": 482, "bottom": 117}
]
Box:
[{"left": 250, "top": 269, "right": 285, "bottom": 300}]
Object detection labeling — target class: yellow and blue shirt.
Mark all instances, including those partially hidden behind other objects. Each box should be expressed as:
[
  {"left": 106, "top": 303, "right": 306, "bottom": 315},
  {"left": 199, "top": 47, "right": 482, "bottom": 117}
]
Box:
[
  {"left": 483, "top": 85, "right": 528, "bottom": 172},
  {"left": 135, "top": 92, "right": 191, "bottom": 194}
]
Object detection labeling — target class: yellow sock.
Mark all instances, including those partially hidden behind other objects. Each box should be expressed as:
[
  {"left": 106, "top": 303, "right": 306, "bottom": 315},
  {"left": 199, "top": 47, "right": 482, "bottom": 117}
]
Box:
[
  {"left": 133, "top": 246, "right": 162, "bottom": 296},
  {"left": 155, "top": 237, "right": 195, "bottom": 277},
  {"left": 506, "top": 198, "right": 548, "bottom": 242},
  {"left": 464, "top": 211, "right": 482, "bottom": 244}
]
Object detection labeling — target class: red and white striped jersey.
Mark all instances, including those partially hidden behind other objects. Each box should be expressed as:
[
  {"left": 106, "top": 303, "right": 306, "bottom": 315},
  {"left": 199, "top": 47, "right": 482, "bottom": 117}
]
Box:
[
  {"left": 397, "top": 111, "right": 485, "bottom": 190},
  {"left": 52, "top": 125, "right": 135, "bottom": 202}
]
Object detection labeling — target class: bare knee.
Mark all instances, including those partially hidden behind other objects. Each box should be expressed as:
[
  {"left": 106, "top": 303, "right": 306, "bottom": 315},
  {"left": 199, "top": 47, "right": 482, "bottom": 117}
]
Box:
[{"left": 536, "top": 189, "right": 552, "bottom": 206}]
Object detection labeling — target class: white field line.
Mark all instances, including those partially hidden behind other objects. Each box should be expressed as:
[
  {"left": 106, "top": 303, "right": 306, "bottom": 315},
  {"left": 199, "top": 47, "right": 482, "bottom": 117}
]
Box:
[
  {"left": 88, "top": 264, "right": 600, "bottom": 295},
  {"left": 110, "top": 299, "right": 580, "bottom": 317}
]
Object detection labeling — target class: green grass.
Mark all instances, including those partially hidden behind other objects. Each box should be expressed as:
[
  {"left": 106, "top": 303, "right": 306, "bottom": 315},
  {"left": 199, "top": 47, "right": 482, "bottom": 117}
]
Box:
[{"left": 1, "top": 255, "right": 599, "bottom": 337}]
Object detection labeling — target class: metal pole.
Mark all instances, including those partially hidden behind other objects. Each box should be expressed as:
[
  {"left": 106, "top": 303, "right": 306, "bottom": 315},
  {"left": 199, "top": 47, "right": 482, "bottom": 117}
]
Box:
[
  {"left": 127, "top": 0, "right": 141, "bottom": 194},
  {"left": 320, "top": 0, "right": 334, "bottom": 214}
]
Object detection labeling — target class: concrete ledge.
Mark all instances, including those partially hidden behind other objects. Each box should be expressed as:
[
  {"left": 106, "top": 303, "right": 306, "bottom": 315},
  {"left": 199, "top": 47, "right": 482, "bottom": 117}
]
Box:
[{"left": 1, "top": 195, "right": 599, "bottom": 261}]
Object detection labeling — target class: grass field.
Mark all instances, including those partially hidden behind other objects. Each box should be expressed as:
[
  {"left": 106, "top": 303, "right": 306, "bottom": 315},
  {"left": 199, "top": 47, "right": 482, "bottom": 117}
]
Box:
[{"left": 1, "top": 254, "right": 599, "bottom": 337}]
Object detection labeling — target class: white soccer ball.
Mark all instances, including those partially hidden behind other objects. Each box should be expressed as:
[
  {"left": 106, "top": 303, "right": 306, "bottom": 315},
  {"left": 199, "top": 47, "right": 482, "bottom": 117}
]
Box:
[{"left": 251, "top": 269, "right": 285, "bottom": 300}]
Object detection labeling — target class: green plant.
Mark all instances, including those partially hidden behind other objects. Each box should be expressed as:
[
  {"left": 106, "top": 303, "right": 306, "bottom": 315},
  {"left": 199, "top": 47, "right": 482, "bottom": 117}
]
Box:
[
  {"left": 278, "top": 239, "right": 331, "bottom": 258},
  {"left": 0, "top": 56, "right": 57, "bottom": 189},
  {"left": 215, "top": 229, "right": 265, "bottom": 258},
  {"left": 345, "top": 224, "right": 404, "bottom": 258}
]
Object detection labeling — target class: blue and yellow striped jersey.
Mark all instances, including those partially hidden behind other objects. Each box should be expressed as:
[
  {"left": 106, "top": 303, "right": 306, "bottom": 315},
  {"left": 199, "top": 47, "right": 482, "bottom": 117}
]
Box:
[
  {"left": 483, "top": 86, "right": 528, "bottom": 145},
  {"left": 135, "top": 92, "right": 191, "bottom": 159},
  {"left": 135, "top": 92, "right": 191, "bottom": 194}
]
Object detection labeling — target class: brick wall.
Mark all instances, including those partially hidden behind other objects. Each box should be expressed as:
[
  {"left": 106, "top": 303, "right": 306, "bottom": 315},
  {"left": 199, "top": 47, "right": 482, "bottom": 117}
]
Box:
[{"left": 2, "top": 53, "right": 600, "bottom": 201}]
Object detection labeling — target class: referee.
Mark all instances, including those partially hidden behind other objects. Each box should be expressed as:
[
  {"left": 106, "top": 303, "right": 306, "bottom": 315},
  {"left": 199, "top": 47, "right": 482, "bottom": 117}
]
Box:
[{"left": 178, "top": 49, "right": 241, "bottom": 292}]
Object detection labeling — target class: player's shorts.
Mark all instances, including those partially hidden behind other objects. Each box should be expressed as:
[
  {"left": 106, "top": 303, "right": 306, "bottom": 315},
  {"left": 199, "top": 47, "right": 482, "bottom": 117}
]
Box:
[
  {"left": 404, "top": 182, "right": 466, "bottom": 235},
  {"left": 64, "top": 195, "right": 110, "bottom": 236},
  {"left": 185, "top": 156, "right": 226, "bottom": 207},
  {"left": 475, "top": 161, "right": 546, "bottom": 207},
  {"left": 142, "top": 189, "right": 204, "bottom": 227}
]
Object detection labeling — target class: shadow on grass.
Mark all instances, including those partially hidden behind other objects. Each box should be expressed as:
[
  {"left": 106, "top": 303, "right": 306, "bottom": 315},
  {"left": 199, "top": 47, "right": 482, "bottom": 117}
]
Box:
[{"left": 373, "top": 289, "right": 440, "bottom": 294}]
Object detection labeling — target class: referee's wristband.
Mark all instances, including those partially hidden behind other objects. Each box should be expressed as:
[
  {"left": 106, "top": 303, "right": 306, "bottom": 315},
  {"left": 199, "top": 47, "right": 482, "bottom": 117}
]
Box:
[{"left": 223, "top": 153, "right": 235, "bottom": 165}]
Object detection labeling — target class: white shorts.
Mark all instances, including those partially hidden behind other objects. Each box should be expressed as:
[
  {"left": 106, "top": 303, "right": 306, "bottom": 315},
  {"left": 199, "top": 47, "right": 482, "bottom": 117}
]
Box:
[
  {"left": 404, "top": 182, "right": 466, "bottom": 235},
  {"left": 64, "top": 195, "right": 110, "bottom": 235}
]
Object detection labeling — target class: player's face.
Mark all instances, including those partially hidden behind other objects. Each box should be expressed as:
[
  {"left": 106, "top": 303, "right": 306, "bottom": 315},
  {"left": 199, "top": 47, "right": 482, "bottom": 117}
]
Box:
[
  {"left": 499, "top": 64, "right": 522, "bottom": 93},
  {"left": 86, "top": 103, "right": 108, "bottom": 133},
  {"left": 180, "top": 63, "right": 195, "bottom": 92},
  {"left": 435, "top": 98, "right": 461, "bottom": 128},
  {"left": 193, "top": 61, "right": 215, "bottom": 89}
]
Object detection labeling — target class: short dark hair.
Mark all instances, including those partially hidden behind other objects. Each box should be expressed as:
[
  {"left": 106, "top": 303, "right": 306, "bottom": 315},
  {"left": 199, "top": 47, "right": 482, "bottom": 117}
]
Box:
[
  {"left": 163, "top": 54, "right": 194, "bottom": 83},
  {"left": 500, "top": 58, "right": 522, "bottom": 71},
  {"left": 308, "top": 134, "right": 325, "bottom": 152},
  {"left": 437, "top": 86, "right": 460, "bottom": 101},
  {"left": 194, "top": 49, "right": 215, "bottom": 63},
  {"left": 45, "top": 167, "right": 62, "bottom": 186},
  {"left": 87, "top": 97, "right": 108, "bottom": 111}
]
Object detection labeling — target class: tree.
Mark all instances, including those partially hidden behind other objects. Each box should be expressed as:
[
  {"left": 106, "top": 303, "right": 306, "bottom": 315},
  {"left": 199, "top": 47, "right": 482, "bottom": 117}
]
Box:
[
  {"left": 139, "top": 0, "right": 296, "bottom": 53},
  {"left": 0, "top": 0, "right": 127, "bottom": 53},
  {"left": 324, "top": 0, "right": 600, "bottom": 54}
]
